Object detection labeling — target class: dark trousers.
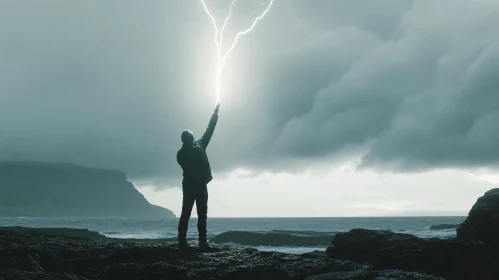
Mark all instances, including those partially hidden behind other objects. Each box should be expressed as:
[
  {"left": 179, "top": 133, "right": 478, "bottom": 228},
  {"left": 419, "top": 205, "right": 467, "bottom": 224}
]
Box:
[{"left": 178, "top": 183, "right": 208, "bottom": 241}]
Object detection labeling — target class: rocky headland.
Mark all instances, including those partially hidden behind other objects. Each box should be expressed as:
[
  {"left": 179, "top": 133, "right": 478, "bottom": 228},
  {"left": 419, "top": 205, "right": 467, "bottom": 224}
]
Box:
[{"left": 0, "top": 161, "right": 174, "bottom": 218}]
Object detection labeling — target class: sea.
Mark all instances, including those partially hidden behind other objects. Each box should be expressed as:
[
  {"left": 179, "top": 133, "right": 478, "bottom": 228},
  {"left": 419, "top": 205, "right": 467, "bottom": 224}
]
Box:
[{"left": 0, "top": 216, "right": 466, "bottom": 254}]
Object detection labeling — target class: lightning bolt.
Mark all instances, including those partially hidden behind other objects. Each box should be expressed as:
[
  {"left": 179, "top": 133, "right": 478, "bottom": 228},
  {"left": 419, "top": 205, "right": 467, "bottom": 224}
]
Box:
[
  {"left": 200, "top": 0, "right": 275, "bottom": 102},
  {"left": 251, "top": 3, "right": 266, "bottom": 16}
]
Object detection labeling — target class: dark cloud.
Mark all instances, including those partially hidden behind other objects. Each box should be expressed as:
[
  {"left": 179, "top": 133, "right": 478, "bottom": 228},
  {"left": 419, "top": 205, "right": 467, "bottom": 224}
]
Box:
[
  {"left": 1, "top": 0, "right": 498, "bottom": 187},
  {"left": 272, "top": 0, "right": 499, "bottom": 171},
  {"left": 362, "top": 42, "right": 499, "bottom": 170},
  {"left": 290, "top": 0, "right": 415, "bottom": 40}
]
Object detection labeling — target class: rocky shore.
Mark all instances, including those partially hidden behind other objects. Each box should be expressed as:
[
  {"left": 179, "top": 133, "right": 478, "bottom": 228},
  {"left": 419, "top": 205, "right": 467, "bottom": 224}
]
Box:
[
  {"left": 327, "top": 188, "right": 499, "bottom": 280},
  {"left": 1, "top": 188, "right": 498, "bottom": 279},
  {"left": 0, "top": 229, "right": 441, "bottom": 280},
  {"left": 327, "top": 229, "right": 498, "bottom": 280}
]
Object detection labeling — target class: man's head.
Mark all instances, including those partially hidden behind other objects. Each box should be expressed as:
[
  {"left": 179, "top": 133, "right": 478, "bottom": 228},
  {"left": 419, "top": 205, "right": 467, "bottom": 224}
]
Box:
[{"left": 181, "top": 129, "right": 194, "bottom": 145}]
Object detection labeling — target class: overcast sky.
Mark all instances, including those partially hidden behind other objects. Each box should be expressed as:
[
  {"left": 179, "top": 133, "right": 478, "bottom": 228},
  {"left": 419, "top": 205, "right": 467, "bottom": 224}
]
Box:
[{"left": 1, "top": 0, "right": 498, "bottom": 217}]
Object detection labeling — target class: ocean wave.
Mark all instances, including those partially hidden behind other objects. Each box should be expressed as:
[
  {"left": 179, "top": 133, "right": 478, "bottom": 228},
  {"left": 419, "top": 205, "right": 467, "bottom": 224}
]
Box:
[
  {"left": 102, "top": 231, "right": 121, "bottom": 235},
  {"left": 429, "top": 224, "right": 459, "bottom": 230},
  {"left": 211, "top": 231, "right": 334, "bottom": 246},
  {"left": 395, "top": 228, "right": 456, "bottom": 239},
  {"left": 270, "top": 230, "right": 338, "bottom": 236}
]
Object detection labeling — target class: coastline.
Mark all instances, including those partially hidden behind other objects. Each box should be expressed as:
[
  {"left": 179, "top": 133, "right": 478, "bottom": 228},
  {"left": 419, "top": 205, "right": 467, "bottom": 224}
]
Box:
[
  {"left": 2, "top": 187, "right": 498, "bottom": 279},
  {"left": 0, "top": 226, "right": 442, "bottom": 280},
  {"left": 0, "top": 226, "right": 334, "bottom": 246}
]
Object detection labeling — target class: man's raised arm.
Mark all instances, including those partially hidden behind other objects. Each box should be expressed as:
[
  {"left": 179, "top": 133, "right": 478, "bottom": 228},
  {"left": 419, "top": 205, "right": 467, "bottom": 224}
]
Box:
[{"left": 200, "top": 103, "right": 220, "bottom": 150}]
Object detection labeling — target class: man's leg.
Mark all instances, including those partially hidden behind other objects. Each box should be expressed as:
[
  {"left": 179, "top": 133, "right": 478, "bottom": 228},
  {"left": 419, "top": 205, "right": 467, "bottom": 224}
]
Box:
[
  {"left": 178, "top": 189, "right": 195, "bottom": 245},
  {"left": 196, "top": 184, "right": 208, "bottom": 245}
]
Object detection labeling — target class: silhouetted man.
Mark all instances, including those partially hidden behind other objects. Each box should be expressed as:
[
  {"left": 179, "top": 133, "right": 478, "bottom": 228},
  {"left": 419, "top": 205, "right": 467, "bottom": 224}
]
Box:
[{"left": 177, "top": 103, "right": 220, "bottom": 248}]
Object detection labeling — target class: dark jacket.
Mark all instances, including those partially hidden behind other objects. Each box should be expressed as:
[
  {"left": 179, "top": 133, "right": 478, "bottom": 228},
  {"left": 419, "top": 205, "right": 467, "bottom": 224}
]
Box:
[{"left": 177, "top": 114, "right": 218, "bottom": 185}]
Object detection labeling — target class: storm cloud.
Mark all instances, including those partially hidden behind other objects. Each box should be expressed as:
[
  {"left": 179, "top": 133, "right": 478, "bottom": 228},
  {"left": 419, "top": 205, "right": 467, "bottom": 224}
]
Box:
[
  {"left": 1, "top": 0, "right": 498, "bottom": 186},
  {"left": 272, "top": 0, "right": 499, "bottom": 171}
]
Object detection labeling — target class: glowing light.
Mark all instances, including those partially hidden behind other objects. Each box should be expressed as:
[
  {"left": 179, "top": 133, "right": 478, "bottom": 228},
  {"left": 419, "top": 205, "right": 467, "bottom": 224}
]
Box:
[{"left": 200, "top": 0, "right": 275, "bottom": 102}]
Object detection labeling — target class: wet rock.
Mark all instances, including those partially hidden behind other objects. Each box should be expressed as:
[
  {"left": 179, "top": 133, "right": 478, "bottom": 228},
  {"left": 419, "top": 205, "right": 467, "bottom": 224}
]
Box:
[
  {"left": 307, "top": 269, "right": 444, "bottom": 280},
  {"left": 457, "top": 188, "right": 499, "bottom": 246},
  {"left": 327, "top": 229, "right": 499, "bottom": 280},
  {"left": 0, "top": 226, "right": 107, "bottom": 240},
  {"left": 0, "top": 230, "right": 440, "bottom": 280}
]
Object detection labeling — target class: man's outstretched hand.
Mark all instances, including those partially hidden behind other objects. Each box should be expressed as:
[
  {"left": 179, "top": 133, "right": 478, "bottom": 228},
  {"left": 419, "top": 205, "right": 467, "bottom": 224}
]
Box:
[{"left": 214, "top": 102, "right": 220, "bottom": 116}]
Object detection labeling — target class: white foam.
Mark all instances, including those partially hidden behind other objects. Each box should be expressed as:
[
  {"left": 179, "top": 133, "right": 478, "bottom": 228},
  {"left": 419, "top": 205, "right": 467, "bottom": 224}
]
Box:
[{"left": 395, "top": 229, "right": 456, "bottom": 239}]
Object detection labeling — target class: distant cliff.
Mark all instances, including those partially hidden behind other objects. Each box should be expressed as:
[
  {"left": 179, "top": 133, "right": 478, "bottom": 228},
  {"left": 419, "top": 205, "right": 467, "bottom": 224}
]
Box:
[{"left": 0, "top": 161, "right": 175, "bottom": 218}]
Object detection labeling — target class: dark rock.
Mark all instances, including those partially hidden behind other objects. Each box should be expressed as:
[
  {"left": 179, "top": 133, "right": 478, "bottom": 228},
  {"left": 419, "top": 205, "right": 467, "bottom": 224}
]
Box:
[
  {"left": 0, "top": 229, "right": 440, "bottom": 280},
  {"left": 327, "top": 229, "right": 499, "bottom": 280},
  {"left": 0, "top": 226, "right": 107, "bottom": 240},
  {"left": 0, "top": 270, "right": 88, "bottom": 280},
  {"left": 457, "top": 188, "right": 499, "bottom": 245},
  {"left": 307, "top": 270, "right": 444, "bottom": 280},
  {"left": 304, "top": 250, "right": 327, "bottom": 257},
  {"left": 0, "top": 161, "right": 174, "bottom": 218}
]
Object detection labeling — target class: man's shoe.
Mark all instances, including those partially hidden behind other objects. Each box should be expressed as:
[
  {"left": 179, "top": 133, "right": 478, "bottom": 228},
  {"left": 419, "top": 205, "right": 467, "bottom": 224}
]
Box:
[
  {"left": 179, "top": 239, "right": 190, "bottom": 248},
  {"left": 199, "top": 239, "right": 210, "bottom": 249}
]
